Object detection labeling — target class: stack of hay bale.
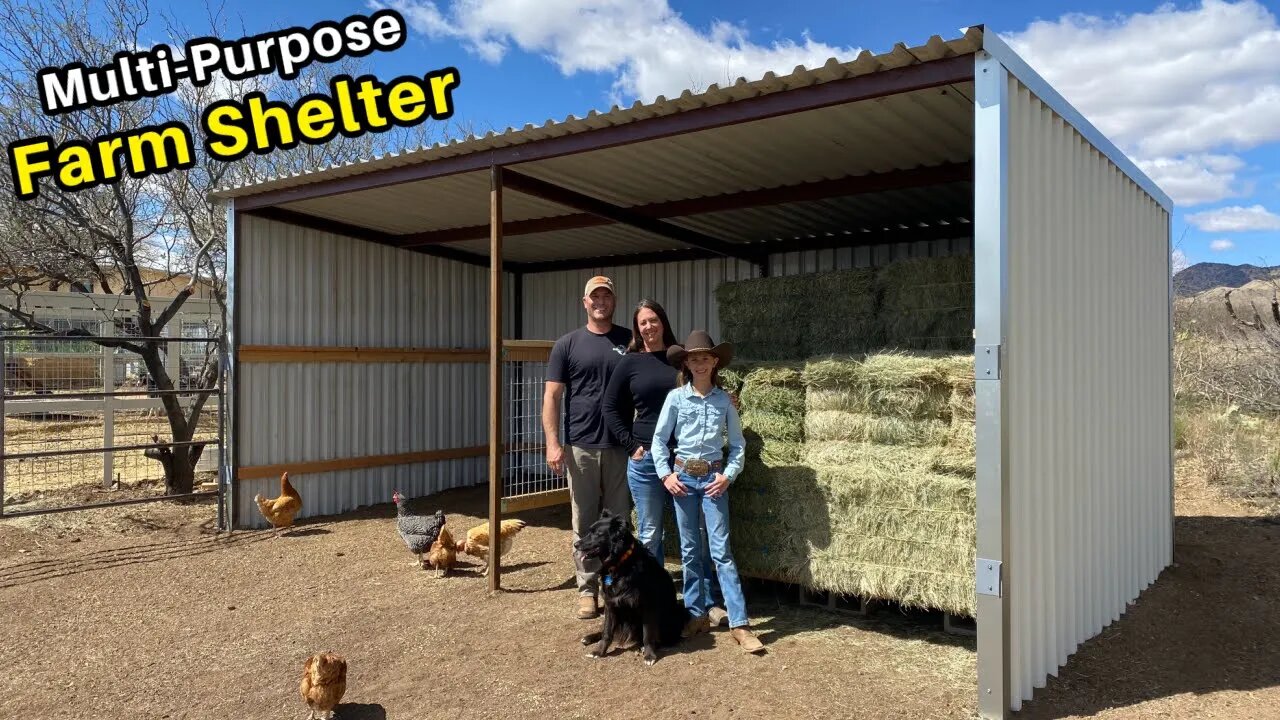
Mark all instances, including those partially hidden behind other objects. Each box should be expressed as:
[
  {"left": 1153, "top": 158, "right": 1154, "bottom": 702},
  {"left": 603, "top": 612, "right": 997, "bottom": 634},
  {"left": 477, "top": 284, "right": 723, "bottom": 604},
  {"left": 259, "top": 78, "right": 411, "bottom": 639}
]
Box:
[
  {"left": 800, "top": 353, "right": 975, "bottom": 616},
  {"left": 712, "top": 256, "right": 978, "bottom": 617}
]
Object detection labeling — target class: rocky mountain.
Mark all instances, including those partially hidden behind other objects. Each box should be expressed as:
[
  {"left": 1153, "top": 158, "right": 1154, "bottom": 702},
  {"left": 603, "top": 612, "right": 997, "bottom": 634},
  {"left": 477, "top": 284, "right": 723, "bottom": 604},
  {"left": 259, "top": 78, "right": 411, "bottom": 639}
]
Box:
[{"left": 1174, "top": 263, "right": 1278, "bottom": 297}]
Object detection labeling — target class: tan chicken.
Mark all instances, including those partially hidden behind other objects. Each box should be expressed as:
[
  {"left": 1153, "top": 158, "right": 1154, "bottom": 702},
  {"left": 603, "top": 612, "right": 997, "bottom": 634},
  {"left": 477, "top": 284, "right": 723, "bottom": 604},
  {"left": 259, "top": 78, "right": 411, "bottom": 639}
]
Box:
[
  {"left": 457, "top": 519, "right": 527, "bottom": 575},
  {"left": 424, "top": 525, "right": 457, "bottom": 577},
  {"left": 254, "top": 472, "right": 302, "bottom": 537},
  {"left": 299, "top": 652, "right": 347, "bottom": 720}
]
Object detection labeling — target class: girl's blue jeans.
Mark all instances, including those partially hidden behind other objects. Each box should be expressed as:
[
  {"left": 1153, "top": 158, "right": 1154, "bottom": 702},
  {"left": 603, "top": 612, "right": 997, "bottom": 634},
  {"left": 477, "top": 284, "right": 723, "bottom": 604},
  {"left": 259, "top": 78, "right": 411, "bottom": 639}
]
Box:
[
  {"left": 626, "top": 452, "right": 723, "bottom": 607},
  {"left": 670, "top": 470, "right": 748, "bottom": 628}
]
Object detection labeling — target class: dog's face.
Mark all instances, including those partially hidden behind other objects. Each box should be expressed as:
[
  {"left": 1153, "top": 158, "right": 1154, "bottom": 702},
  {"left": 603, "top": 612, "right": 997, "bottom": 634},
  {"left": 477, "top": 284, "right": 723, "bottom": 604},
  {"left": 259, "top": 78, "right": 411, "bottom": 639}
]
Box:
[{"left": 573, "top": 509, "right": 631, "bottom": 560}]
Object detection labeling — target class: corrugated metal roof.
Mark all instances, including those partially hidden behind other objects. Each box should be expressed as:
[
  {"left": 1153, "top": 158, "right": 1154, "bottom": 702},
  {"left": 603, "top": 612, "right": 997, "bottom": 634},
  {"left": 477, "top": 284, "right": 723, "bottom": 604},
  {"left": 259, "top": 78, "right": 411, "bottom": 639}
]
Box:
[{"left": 214, "top": 28, "right": 983, "bottom": 200}]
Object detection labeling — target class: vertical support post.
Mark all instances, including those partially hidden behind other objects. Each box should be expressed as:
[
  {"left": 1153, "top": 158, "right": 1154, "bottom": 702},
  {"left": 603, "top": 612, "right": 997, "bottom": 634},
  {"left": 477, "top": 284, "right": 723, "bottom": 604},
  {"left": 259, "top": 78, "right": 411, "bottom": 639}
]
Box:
[
  {"left": 975, "top": 49, "right": 1012, "bottom": 720},
  {"left": 102, "top": 319, "right": 115, "bottom": 488},
  {"left": 488, "top": 165, "right": 505, "bottom": 592},
  {"left": 217, "top": 334, "right": 227, "bottom": 532},
  {"left": 1, "top": 335, "right": 6, "bottom": 517},
  {"left": 1166, "top": 211, "right": 1174, "bottom": 564},
  {"left": 225, "top": 201, "right": 240, "bottom": 530}
]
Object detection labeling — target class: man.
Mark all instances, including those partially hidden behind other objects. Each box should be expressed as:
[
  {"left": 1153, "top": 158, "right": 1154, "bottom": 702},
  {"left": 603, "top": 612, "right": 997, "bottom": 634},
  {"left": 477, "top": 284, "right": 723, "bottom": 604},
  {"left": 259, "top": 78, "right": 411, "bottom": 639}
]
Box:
[{"left": 543, "top": 276, "right": 633, "bottom": 620}]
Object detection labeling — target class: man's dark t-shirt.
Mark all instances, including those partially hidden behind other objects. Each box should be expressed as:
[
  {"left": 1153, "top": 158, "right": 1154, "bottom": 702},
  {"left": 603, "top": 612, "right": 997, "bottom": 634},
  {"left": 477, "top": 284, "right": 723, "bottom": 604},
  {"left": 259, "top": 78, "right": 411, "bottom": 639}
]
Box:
[{"left": 548, "top": 324, "right": 633, "bottom": 449}]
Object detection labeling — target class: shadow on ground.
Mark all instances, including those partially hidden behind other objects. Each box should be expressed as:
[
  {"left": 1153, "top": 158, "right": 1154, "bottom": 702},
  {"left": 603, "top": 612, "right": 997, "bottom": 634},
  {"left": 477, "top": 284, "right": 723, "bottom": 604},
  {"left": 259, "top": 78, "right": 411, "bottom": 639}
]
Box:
[{"left": 1018, "top": 514, "right": 1280, "bottom": 718}]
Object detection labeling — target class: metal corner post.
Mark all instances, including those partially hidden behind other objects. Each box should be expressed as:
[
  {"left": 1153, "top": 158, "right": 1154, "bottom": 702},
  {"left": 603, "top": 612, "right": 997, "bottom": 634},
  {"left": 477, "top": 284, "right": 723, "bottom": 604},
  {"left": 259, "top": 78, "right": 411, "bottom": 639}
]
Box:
[
  {"left": 1166, "top": 211, "right": 1175, "bottom": 565},
  {"left": 224, "top": 200, "right": 240, "bottom": 531},
  {"left": 974, "top": 49, "right": 1012, "bottom": 719}
]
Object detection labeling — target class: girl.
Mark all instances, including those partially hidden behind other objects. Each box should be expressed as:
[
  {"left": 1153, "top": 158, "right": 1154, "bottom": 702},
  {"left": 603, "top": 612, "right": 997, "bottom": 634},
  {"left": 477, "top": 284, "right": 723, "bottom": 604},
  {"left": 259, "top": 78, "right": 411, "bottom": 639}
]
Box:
[{"left": 650, "top": 330, "right": 763, "bottom": 653}]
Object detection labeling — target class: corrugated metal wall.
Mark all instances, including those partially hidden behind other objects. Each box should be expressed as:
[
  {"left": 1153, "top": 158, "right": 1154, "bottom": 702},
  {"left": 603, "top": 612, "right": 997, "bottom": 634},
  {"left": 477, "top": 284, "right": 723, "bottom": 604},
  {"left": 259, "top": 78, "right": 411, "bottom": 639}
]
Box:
[
  {"left": 520, "top": 258, "right": 759, "bottom": 341},
  {"left": 235, "top": 215, "right": 497, "bottom": 527},
  {"left": 1003, "top": 76, "right": 1172, "bottom": 709},
  {"left": 519, "top": 239, "right": 974, "bottom": 341},
  {"left": 768, "top": 236, "right": 974, "bottom": 277}
]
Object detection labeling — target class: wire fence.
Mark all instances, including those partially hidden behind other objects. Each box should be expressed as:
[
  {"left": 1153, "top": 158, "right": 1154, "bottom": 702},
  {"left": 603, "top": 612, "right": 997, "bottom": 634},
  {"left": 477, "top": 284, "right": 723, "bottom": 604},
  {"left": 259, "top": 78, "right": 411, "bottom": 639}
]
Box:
[
  {"left": 1, "top": 293, "right": 224, "bottom": 520},
  {"left": 502, "top": 354, "right": 564, "bottom": 502}
]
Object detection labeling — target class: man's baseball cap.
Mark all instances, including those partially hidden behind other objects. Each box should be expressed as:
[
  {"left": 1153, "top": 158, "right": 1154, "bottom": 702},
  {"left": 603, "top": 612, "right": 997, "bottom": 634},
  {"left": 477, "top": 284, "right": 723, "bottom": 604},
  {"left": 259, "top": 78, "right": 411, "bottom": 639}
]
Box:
[{"left": 584, "top": 275, "right": 615, "bottom": 296}]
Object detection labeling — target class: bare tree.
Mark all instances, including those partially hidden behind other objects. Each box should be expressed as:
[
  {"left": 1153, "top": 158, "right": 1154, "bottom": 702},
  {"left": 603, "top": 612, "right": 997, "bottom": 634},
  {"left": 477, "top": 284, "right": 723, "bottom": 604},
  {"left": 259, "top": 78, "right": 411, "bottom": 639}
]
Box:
[{"left": 0, "top": 0, "right": 460, "bottom": 492}]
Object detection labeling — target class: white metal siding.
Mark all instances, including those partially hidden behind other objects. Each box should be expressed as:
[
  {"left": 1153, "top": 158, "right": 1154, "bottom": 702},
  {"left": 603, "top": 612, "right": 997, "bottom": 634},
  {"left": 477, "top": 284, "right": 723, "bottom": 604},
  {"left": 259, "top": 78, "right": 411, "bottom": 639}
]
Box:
[
  {"left": 1004, "top": 76, "right": 1171, "bottom": 710},
  {"left": 768, "top": 236, "right": 973, "bottom": 277},
  {"left": 519, "top": 258, "right": 759, "bottom": 341},
  {"left": 235, "top": 215, "right": 493, "bottom": 527}
]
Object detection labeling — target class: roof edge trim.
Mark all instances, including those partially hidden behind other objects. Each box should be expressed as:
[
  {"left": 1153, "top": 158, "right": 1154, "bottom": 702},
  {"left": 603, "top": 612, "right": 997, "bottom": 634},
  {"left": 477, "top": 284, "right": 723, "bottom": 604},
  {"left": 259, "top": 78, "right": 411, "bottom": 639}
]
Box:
[{"left": 978, "top": 29, "right": 1174, "bottom": 212}]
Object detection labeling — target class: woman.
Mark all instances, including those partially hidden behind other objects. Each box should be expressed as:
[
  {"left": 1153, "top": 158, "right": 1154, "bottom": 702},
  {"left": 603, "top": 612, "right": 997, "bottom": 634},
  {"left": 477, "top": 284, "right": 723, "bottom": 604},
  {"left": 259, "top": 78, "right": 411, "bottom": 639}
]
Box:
[
  {"left": 602, "top": 300, "right": 725, "bottom": 619},
  {"left": 602, "top": 299, "right": 680, "bottom": 559}
]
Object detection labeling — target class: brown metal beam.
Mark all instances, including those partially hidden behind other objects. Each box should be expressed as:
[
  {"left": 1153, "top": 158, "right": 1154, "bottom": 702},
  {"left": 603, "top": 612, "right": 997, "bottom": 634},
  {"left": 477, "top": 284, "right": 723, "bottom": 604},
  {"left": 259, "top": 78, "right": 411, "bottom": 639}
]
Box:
[
  {"left": 487, "top": 165, "right": 504, "bottom": 592},
  {"left": 243, "top": 207, "right": 522, "bottom": 272},
  {"left": 394, "top": 162, "right": 972, "bottom": 248},
  {"left": 501, "top": 169, "right": 759, "bottom": 261},
  {"left": 235, "top": 55, "right": 975, "bottom": 210}
]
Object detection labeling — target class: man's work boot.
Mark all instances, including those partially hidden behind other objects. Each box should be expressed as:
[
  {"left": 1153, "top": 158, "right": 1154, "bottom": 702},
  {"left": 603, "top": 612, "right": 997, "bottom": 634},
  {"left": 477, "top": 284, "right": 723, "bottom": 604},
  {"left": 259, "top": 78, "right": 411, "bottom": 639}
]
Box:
[{"left": 577, "top": 595, "right": 599, "bottom": 620}]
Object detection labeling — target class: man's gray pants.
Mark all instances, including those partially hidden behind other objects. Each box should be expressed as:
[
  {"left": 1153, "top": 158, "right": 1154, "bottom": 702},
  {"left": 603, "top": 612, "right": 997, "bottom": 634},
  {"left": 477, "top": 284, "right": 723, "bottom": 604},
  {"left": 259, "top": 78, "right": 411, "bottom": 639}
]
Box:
[{"left": 566, "top": 445, "right": 630, "bottom": 597}]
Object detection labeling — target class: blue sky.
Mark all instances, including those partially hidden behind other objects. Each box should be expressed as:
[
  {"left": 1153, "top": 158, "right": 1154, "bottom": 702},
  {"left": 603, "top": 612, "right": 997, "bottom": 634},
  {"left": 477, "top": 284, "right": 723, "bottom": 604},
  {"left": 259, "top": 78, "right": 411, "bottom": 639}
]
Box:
[{"left": 157, "top": 0, "right": 1280, "bottom": 269}]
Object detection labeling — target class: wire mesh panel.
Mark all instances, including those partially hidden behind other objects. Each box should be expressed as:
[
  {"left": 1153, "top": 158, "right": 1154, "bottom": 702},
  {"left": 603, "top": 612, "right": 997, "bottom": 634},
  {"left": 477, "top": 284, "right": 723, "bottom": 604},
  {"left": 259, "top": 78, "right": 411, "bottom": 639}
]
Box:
[
  {"left": 501, "top": 341, "right": 566, "bottom": 512},
  {"left": 1, "top": 304, "right": 224, "bottom": 519}
]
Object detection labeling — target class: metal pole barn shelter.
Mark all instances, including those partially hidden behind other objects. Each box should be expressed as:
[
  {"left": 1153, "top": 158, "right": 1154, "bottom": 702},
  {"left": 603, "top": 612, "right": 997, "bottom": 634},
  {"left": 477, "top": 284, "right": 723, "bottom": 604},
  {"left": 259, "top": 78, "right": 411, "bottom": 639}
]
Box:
[{"left": 213, "top": 26, "right": 1173, "bottom": 718}]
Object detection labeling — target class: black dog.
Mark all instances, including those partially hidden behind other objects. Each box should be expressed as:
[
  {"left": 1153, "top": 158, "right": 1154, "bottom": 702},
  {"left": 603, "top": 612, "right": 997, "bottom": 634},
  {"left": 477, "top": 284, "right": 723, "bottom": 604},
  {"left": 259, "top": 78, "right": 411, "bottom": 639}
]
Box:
[{"left": 573, "top": 509, "right": 687, "bottom": 666}]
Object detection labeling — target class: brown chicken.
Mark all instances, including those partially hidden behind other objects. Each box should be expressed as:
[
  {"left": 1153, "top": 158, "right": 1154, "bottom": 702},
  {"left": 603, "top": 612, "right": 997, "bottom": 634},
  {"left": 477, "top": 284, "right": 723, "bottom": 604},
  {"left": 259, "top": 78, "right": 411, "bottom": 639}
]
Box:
[
  {"left": 255, "top": 472, "right": 302, "bottom": 537},
  {"left": 299, "top": 652, "right": 347, "bottom": 720},
  {"left": 424, "top": 525, "right": 457, "bottom": 577},
  {"left": 457, "top": 519, "right": 527, "bottom": 575}
]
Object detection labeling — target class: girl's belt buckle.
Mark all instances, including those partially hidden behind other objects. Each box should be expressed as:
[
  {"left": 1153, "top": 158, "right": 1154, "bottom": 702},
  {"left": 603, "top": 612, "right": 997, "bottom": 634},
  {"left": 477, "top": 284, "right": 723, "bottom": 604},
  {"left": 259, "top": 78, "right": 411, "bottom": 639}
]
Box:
[{"left": 683, "top": 458, "right": 711, "bottom": 476}]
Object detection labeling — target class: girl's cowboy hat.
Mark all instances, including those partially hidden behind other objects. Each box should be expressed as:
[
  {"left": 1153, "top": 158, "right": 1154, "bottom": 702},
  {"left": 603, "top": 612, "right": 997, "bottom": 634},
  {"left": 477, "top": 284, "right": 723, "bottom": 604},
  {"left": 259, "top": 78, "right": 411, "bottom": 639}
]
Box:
[{"left": 667, "top": 330, "right": 733, "bottom": 368}]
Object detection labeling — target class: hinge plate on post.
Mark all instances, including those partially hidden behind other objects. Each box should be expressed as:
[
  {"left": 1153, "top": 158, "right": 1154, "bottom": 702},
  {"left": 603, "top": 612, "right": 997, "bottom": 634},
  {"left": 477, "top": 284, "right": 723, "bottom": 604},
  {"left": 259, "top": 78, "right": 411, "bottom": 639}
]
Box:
[
  {"left": 976, "top": 558, "right": 1002, "bottom": 597},
  {"left": 976, "top": 344, "right": 1000, "bottom": 380}
]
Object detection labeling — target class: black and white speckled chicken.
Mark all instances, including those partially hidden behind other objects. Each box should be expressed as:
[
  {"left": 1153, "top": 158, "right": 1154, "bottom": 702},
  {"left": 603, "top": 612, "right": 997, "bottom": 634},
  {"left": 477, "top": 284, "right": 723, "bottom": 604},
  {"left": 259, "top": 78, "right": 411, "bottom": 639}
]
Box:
[{"left": 392, "top": 490, "right": 446, "bottom": 567}]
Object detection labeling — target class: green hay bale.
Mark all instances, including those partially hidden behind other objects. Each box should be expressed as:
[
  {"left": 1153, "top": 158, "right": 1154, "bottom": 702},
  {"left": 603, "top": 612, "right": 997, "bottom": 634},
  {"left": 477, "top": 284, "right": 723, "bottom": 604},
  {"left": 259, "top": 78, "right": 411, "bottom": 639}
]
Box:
[
  {"left": 804, "top": 354, "right": 957, "bottom": 420},
  {"left": 877, "top": 257, "right": 975, "bottom": 351},
  {"left": 741, "top": 410, "right": 803, "bottom": 443},
  {"left": 930, "top": 447, "right": 976, "bottom": 478},
  {"left": 716, "top": 277, "right": 811, "bottom": 360},
  {"left": 745, "top": 439, "right": 804, "bottom": 465},
  {"left": 805, "top": 411, "right": 951, "bottom": 446},
  {"left": 805, "top": 450, "right": 976, "bottom": 513},
  {"left": 806, "top": 270, "right": 881, "bottom": 355}
]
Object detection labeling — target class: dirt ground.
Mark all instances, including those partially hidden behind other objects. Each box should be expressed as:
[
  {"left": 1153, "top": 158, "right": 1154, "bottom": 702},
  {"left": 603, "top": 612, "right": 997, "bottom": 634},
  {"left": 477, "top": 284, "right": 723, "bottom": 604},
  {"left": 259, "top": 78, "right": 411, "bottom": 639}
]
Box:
[
  {"left": 0, "top": 470, "right": 1277, "bottom": 719},
  {"left": 2, "top": 413, "right": 219, "bottom": 510}
]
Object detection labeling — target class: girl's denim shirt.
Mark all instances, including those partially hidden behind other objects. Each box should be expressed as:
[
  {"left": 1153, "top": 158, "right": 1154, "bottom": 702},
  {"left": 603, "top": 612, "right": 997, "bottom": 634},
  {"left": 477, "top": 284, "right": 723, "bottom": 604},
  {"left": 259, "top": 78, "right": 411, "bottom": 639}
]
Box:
[{"left": 650, "top": 383, "right": 746, "bottom": 482}]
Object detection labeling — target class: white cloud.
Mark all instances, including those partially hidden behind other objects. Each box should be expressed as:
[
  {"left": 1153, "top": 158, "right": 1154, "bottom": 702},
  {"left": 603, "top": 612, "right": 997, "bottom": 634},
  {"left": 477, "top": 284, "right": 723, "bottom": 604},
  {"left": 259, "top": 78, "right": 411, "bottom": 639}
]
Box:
[
  {"left": 1172, "top": 249, "right": 1190, "bottom": 274},
  {"left": 1135, "top": 154, "right": 1248, "bottom": 206},
  {"left": 1210, "top": 238, "right": 1237, "bottom": 251},
  {"left": 386, "top": 0, "right": 858, "bottom": 103},
  {"left": 1187, "top": 204, "right": 1280, "bottom": 232},
  {"left": 1002, "top": 1, "right": 1280, "bottom": 160}
]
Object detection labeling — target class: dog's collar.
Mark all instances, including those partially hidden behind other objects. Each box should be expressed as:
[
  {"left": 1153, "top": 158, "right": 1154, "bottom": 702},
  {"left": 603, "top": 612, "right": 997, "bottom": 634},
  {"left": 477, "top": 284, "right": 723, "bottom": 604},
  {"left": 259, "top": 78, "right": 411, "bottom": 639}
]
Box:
[{"left": 601, "top": 543, "right": 636, "bottom": 586}]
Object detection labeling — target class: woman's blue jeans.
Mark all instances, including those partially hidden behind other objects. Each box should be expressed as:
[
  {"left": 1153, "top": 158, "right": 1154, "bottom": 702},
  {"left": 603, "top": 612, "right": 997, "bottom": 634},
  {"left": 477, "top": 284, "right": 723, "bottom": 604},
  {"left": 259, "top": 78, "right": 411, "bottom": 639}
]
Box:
[
  {"left": 627, "top": 452, "right": 722, "bottom": 607},
  {"left": 670, "top": 470, "right": 748, "bottom": 628}
]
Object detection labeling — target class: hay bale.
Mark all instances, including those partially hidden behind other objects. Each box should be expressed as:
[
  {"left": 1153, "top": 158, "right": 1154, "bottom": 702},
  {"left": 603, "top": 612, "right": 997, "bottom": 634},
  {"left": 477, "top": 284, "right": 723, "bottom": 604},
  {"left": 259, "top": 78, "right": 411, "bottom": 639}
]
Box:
[
  {"left": 877, "top": 256, "right": 974, "bottom": 351},
  {"left": 805, "top": 354, "right": 955, "bottom": 420},
  {"left": 716, "top": 277, "right": 811, "bottom": 360},
  {"left": 805, "top": 411, "right": 951, "bottom": 446},
  {"left": 806, "top": 270, "right": 881, "bottom": 355},
  {"left": 736, "top": 364, "right": 806, "bottom": 445}
]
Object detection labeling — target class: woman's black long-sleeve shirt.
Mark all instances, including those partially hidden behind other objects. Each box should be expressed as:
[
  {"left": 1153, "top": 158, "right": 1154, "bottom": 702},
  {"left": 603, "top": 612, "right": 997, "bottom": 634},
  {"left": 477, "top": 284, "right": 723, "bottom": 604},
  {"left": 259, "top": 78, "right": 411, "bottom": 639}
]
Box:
[{"left": 602, "top": 350, "right": 678, "bottom": 455}]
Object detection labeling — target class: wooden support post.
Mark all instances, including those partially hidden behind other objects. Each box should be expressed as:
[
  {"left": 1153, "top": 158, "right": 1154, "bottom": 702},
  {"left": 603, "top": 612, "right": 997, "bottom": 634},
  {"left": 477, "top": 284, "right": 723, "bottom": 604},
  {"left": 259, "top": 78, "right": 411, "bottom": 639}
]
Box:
[
  {"left": 101, "top": 319, "right": 114, "bottom": 488},
  {"left": 488, "top": 165, "right": 505, "bottom": 592}
]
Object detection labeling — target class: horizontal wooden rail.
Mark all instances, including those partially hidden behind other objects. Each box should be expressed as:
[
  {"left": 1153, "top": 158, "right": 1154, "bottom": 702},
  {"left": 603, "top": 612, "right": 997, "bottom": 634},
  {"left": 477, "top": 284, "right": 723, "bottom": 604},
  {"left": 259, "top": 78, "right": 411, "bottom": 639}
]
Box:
[
  {"left": 240, "top": 345, "right": 487, "bottom": 363},
  {"left": 239, "top": 340, "right": 556, "bottom": 364},
  {"left": 237, "top": 445, "right": 488, "bottom": 481},
  {"left": 501, "top": 488, "right": 570, "bottom": 513}
]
